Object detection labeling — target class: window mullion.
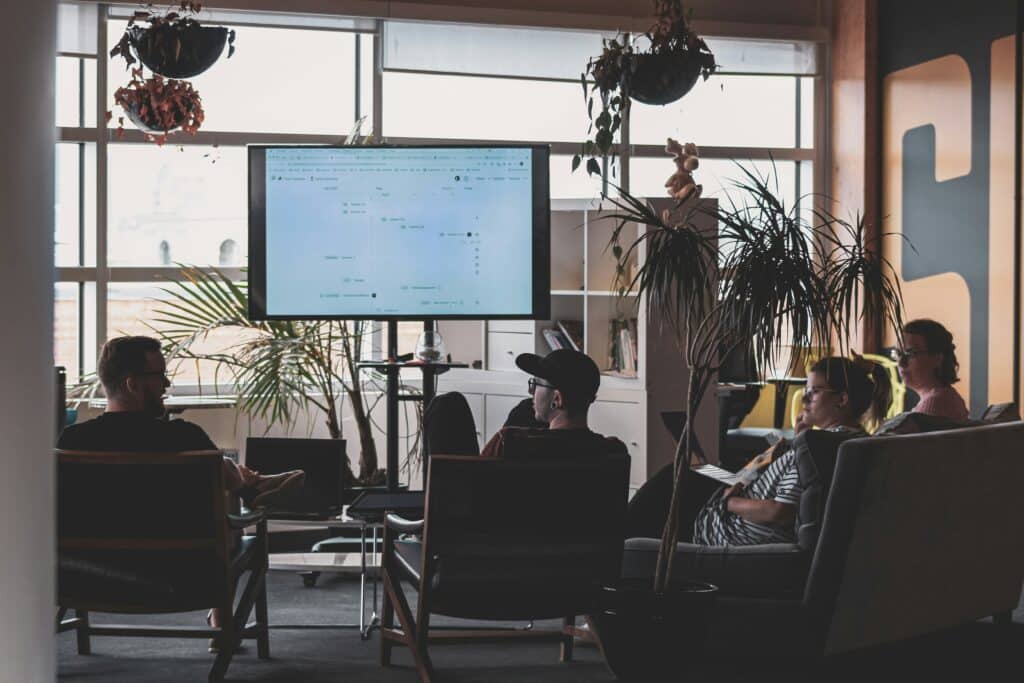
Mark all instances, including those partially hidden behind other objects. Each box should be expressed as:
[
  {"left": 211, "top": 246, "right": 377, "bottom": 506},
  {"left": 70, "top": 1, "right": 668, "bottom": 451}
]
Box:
[{"left": 93, "top": 5, "right": 108, "bottom": 360}]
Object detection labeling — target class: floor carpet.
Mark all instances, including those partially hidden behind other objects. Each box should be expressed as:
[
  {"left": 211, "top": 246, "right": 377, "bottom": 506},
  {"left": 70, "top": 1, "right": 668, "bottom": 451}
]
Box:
[{"left": 58, "top": 569, "right": 1024, "bottom": 682}]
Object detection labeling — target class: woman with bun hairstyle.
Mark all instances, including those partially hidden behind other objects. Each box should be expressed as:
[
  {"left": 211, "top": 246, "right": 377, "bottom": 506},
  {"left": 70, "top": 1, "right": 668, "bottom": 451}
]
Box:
[
  {"left": 627, "top": 354, "right": 891, "bottom": 544},
  {"left": 894, "top": 319, "right": 969, "bottom": 421}
]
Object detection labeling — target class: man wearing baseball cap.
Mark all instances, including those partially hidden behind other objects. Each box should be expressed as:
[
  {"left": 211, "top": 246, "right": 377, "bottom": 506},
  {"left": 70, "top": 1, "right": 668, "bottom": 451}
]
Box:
[
  {"left": 424, "top": 348, "right": 627, "bottom": 460},
  {"left": 479, "top": 349, "right": 627, "bottom": 459}
]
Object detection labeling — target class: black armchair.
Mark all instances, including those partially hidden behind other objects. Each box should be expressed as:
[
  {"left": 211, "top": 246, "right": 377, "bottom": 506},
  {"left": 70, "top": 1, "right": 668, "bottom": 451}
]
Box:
[
  {"left": 56, "top": 449, "right": 271, "bottom": 683},
  {"left": 379, "top": 452, "right": 630, "bottom": 682}
]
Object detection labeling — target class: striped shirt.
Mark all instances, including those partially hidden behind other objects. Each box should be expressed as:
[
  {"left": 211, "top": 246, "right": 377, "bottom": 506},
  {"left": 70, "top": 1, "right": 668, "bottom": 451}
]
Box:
[{"left": 692, "top": 447, "right": 803, "bottom": 546}]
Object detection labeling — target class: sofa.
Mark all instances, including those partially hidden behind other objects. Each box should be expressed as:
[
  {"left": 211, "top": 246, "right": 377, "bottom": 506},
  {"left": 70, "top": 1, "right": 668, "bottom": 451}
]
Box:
[{"left": 622, "top": 420, "right": 1024, "bottom": 656}]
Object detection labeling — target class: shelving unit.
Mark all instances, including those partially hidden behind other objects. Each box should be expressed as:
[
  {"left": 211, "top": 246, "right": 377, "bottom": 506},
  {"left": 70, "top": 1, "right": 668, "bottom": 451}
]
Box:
[{"left": 435, "top": 197, "right": 718, "bottom": 492}]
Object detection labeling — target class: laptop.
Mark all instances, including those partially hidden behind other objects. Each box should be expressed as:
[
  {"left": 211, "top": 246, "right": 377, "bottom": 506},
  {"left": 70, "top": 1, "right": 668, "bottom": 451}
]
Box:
[{"left": 245, "top": 437, "right": 347, "bottom": 520}]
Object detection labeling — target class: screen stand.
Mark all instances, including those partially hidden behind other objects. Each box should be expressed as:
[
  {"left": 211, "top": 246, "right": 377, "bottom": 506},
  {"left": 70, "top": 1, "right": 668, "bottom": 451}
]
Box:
[
  {"left": 363, "top": 320, "right": 464, "bottom": 493},
  {"left": 385, "top": 321, "right": 399, "bottom": 492}
]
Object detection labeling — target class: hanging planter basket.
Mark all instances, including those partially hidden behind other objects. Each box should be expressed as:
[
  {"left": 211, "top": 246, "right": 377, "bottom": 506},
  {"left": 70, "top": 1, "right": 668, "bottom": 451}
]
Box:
[
  {"left": 112, "top": 73, "right": 205, "bottom": 145},
  {"left": 628, "top": 51, "right": 704, "bottom": 105},
  {"left": 128, "top": 24, "right": 232, "bottom": 79}
]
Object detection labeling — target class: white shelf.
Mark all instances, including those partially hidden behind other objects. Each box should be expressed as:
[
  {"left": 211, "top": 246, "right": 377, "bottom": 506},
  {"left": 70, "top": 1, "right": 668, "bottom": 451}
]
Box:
[{"left": 551, "top": 289, "right": 585, "bottom": 296}]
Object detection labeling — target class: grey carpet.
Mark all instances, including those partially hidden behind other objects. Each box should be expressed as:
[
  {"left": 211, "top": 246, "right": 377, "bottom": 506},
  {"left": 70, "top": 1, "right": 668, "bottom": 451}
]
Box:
[{"left": 58, "top": 569, "right": 1024, "bottom": 682}]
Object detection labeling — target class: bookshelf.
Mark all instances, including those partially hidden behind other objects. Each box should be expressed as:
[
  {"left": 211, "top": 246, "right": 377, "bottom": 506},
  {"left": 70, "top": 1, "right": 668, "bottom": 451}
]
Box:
[{"left": 435, "top": 197, "right": 719, "bottom": 492}]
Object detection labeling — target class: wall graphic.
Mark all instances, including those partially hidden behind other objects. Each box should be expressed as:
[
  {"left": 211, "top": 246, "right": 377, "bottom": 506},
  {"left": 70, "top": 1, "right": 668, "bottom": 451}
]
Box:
[{"left": 880, "top": 0, "right": 1018, "bottom": 415}]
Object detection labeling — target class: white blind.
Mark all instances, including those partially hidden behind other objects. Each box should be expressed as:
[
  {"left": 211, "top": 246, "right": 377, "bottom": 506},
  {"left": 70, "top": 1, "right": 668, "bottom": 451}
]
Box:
[
  {"left": 706, "top": 37, "right": 818, "bottom": 75},
  {"left": 385, "top": 21, "right": 819, "bottom": 81},
  {"left": 383, "top": 20, "right": 609, "bottom": 81},
  {"left": 57, "top": 2, "right": 97, "bottom": 55}
]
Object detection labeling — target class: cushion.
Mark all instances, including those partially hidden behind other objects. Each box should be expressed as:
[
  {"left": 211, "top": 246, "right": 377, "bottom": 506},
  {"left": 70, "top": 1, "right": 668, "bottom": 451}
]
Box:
[
  {"left": 622, "top": 537, "right": 808, "bottom": 599},
  {"left": 874, "top": 411, "right": 979, "bottom": 435},
  {"left": 980, "top": 402, "right": 1020, "bottom": 424}
]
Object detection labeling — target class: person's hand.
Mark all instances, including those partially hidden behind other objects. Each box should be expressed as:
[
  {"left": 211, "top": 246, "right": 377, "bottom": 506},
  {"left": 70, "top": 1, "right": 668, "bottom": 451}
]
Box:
[
  {"left": 722, "top": 482, "right": 745, "bottom": 499},
  {"left": 794, "top": 409, "right": 811, "bottom": 434}
]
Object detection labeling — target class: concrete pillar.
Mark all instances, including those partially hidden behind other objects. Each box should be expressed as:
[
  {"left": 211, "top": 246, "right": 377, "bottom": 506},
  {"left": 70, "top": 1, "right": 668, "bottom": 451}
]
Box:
[{"left": 0, "top": 2, "right": 57, "bottom": 682}]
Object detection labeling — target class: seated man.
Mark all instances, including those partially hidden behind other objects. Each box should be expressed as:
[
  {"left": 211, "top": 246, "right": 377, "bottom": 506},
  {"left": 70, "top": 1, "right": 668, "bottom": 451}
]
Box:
[
  {"left": 58, "top": 335, "right": 303, "bottom": 508},
  {"left": 426, "top": 349, "right": 627, "bottom": 459}
]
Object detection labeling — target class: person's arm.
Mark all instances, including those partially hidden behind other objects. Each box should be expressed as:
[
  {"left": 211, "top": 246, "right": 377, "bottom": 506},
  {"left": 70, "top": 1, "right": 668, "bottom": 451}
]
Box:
[
  {"left": 479, "top": 428, "right": 506, "bottom": 458},
  {"left": 724, "top": 496, "right": 796, "bottom": 526}
]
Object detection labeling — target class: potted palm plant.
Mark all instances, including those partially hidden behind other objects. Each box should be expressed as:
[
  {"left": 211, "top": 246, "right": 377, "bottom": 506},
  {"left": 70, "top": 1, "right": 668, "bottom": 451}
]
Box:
[
  {"left": 593, "top": 143, "right": 906, "bottom": 679},
  {"left": 150, "top": 265, "right": 385, "bottom": 486},
  {"left": 574, "top": 0, "right": 717, "bottom": 176}
]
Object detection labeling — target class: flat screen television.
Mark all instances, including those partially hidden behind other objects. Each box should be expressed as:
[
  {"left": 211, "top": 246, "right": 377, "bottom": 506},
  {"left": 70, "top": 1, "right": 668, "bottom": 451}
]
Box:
[{"left": 248, "top": 144, "right": 550, "bottom": 320}]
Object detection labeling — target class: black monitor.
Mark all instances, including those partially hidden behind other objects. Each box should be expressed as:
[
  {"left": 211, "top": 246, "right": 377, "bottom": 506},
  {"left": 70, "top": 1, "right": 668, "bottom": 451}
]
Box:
[{"left": 248, "top": 144, "right": 551, "bottom": 321}]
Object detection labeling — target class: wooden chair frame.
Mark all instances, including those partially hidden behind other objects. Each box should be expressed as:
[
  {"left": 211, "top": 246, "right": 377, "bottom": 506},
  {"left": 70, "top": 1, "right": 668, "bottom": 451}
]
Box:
[
  {"left": 56, "top": 450, "right": 271, "bottom": 683},
  {"left": 379, "top": 454, "right": 628, "bottom": 682}
]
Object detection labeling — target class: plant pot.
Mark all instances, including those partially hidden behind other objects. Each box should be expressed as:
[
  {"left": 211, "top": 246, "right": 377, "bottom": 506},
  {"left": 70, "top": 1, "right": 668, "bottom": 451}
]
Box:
[
  {"left": 628, "top": 52, "right": 704, "bottom": 105},
  {"left": 593, "top": 579, "right": 718, "bottom": 681},
  {"left": 122, "top": 100, "right": 188, "bottom": 134},
  {"left": 129, "top": 25, "right": 229, "bottom": 79}
]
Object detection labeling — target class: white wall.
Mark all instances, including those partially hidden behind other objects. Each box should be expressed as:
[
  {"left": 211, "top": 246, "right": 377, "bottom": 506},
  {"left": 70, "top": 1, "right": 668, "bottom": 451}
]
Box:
[{"left": 0, "top": 2, "right": 57, "bottom": 682}]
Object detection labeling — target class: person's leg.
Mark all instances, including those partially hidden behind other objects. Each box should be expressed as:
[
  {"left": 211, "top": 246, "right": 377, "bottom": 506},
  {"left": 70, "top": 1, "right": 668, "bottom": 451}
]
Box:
[
  {"left": 223, "top": 458, "right": 245, "bottom": 491},
  {"left": 423, "top": 392, "right": 481, "bottom": 456},
  {"left": 625, "top": 463, "right": 720, "bottom": 540}
]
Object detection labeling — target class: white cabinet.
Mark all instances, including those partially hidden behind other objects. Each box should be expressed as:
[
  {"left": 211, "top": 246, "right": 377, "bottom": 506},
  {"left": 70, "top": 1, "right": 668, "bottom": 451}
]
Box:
[{"left": 486, "top": 332, "right": 534, "bottom": 372}]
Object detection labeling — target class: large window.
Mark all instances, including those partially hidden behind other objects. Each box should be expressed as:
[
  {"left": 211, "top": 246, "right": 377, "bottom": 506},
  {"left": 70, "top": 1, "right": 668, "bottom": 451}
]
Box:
[{"left": 56, "top": 6, "right": 822, "bottom": 386}]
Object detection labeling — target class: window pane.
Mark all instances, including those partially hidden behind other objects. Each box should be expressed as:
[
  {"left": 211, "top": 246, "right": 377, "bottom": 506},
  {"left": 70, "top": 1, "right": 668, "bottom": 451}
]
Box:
[
  {"left": 800, "top": 76, "right": 814, "bottom": 149},
  {"left": 358, "top": 33, "right": 374, "bottom": 129},
  {"left": 106, "top": 24, "right": 357, "bottom": 134},
  {"left": 629, "top": 75, "right": 797, "bottom": 148},
  {"left": 55, "top": 283, "right": 80, "bottom": 381},
  {"left": 107, "top": 145, "right": 246, "bottom": 266},
  {"left": 55, "top": 143, "right": 81, "bottom": 266},
  {"left": 552, "top": 155, "right": 604, "bottom": 200},
  {"left": 108, "top": 283, "right": 248, "bottom": 387},
  {"left": 629, "top": 157, "right": 797, "bottom": 211},
  {"left": 383, "top": 72, "right": 590, "bottom": 142},
  {"left": 56, "top": 56, "right": 81, "bottom": 127}
]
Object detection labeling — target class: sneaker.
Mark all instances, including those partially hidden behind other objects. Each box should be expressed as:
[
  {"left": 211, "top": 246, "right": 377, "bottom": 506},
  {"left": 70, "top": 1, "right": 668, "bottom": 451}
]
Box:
[
  {"left": 208, "top": 637, "right": 246, "bottom": 654},
  {"left": 249, "top": 470, "right": 306, "bottom": 508}
]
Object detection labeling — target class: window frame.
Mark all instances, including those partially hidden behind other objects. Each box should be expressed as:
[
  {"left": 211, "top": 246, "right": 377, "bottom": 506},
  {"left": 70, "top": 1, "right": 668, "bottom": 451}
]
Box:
[{"left": 56, "top": 6, "right": 826, "bottom": 389}]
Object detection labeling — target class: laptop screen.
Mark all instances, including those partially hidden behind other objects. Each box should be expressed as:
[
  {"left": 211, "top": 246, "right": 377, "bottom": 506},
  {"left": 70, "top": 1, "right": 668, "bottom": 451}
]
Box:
[{"left": 244, "top": 437, "right": 347, "bottom": 512}]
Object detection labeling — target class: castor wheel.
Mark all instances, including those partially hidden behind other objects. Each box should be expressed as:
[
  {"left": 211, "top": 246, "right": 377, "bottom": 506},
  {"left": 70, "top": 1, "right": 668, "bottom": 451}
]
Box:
[{"left": 300, "top": 571, "right": 320, "bottom": 588}]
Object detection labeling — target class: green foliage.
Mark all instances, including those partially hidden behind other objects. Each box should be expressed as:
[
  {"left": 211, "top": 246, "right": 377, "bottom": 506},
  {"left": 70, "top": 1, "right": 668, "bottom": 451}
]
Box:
[
  {"left": 600, "top": 160, "right": 907, "bottom": 591},
  {"left": 146, "top": 265, "right": 384, "bottom": 484}
]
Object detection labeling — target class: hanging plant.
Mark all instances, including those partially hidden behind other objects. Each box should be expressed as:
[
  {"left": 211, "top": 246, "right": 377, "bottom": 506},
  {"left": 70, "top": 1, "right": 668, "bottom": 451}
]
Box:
[
  {"left": 110, "top": 2, "right": 236, "bottom": 79},
  {"left": 109, "top": 69, "right": 205, "bottom": 146},
  {"left": 573, "top": 0, "right": 716, "bottom": 176}
]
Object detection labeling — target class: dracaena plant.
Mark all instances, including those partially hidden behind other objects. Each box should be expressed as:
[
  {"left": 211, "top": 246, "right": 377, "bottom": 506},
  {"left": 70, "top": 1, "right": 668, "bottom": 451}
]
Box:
[{"left": 603, "top": 152, "right": 906, "bottom": 592}]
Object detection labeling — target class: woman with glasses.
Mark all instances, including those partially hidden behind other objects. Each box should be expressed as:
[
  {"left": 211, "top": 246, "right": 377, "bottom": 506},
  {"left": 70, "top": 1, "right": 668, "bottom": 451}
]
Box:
[
  {"left": 892, "top": 319, "right": 968, "bottom": 422},
  {"left": 627, "top": 355, "right": 891, "bottom": 546}
]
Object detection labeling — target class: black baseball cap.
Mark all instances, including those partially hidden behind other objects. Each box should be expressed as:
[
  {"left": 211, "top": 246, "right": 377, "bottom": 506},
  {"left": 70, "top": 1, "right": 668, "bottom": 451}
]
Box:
[{"left": 515, "top": 349, "right": 601, "bottom": 406}]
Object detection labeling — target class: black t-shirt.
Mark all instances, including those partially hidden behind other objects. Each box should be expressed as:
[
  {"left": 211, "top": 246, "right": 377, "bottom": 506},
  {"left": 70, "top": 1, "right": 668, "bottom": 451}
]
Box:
[
  {"left": 481, "top": 426, "right": 628, "bottom": 459},
  {"left": 57, "top": 412, "right": 218, "bottom": 453}
]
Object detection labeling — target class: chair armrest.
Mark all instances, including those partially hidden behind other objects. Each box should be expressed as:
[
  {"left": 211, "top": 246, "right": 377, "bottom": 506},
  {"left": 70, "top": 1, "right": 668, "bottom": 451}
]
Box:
[
  {"left": 385, "top": 513, "right": 424, "bottom": 533},
  {"left": 228, "top": 508, "right": 266, "bottom": 530}
]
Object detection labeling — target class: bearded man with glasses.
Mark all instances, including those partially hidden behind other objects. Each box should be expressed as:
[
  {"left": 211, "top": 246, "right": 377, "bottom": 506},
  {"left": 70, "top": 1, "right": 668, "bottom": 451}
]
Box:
[{"left": 58, "top": 336, "right": 304, "bottom": 508}]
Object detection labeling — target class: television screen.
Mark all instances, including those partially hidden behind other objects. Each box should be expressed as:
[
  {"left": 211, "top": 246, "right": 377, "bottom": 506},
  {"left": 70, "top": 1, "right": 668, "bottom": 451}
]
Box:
[{"left": 248, "top": 145, "right": 550, "bottom": 320}]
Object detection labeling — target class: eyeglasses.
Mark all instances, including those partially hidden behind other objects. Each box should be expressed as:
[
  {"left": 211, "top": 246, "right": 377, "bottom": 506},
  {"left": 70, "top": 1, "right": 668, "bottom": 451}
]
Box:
[
  {"left": 801, "top": 386, "right": 837, "bottom": 403},
  {"left": 889, "top": 348, "right": 928, "bottom": 365},
  {"left": 135, "top": 370, "right": 170, "bottom": 381},
  {"left": 527, "top": 377, "right": 555, "bottom": 394}
]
